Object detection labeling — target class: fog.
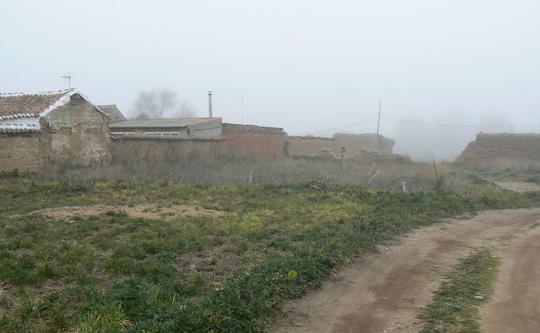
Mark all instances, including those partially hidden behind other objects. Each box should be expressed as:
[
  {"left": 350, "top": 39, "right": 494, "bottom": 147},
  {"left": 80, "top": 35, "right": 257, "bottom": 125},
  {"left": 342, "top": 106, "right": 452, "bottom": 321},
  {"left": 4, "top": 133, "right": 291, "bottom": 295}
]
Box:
[{"left": 1, "top": 0, "right": 539, "bottom": 160}]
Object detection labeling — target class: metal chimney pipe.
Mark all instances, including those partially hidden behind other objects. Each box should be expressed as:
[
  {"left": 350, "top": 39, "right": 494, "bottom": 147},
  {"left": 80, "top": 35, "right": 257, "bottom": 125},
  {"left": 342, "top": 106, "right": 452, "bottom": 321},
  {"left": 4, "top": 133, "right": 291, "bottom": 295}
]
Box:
[{"left": 208, "top": 91, "right": 213, "bottom": 118}]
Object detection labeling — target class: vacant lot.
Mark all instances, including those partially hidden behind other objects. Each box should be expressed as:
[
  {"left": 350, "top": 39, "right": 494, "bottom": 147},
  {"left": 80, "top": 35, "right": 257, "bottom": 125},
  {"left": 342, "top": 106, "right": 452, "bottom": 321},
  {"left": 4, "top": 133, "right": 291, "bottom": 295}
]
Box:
[{"left": 0, "top": 177, "right": 538, "bottom": 332}]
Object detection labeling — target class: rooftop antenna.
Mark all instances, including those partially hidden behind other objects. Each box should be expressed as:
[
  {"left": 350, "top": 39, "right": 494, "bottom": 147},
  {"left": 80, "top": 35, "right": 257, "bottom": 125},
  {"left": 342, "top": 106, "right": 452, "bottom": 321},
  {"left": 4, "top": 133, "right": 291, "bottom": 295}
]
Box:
[
  {"left": 208, "top": 91, "right": 213, "bottom": 118},
  {"left": 60, "top": 75, "right": 72, "bottom": 89},
  {"left": 236, "top": 95, "right": 244, "bottom": 124}
]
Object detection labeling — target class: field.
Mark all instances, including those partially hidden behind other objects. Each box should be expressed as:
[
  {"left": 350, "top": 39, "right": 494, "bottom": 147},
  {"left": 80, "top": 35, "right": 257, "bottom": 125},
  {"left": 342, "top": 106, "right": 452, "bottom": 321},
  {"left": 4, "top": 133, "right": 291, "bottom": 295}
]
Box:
[{"left": 0, "top": 177, "right": 539, "bottom": 332}]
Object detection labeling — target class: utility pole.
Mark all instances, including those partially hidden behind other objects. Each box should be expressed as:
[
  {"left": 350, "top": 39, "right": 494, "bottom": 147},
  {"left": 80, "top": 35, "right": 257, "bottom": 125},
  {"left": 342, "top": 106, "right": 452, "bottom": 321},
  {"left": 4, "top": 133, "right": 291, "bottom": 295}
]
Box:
[
  {"left": 60, "top": 75, "right": 72, "bottom": 89},
  {"left": 376, "top": 98, "right": 382, "bottom": 152},
  {"left": 208, "top": 91, "right": 213, "bottom": 118},
  {"left": 376, "top": 98, "right": 382, "bottom": 136}
]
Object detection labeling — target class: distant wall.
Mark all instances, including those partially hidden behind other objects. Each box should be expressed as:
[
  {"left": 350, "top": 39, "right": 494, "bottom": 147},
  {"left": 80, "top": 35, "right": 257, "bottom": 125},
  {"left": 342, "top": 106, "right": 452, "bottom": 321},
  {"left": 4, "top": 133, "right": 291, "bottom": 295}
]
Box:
[
  {"left": 223, "top": 123, "right": 286, "bottom": 158},
  {"left": 111, "top": 137, "right": 227, "bottom": 166},
  {"left": 333, "top": 133, "right": 394, "bottom": 155},
  {"left": 285, "top": 136, "right": 339, "bottom": 158},
  {"left": 285, "top": 133, "right": 394, "bottom": 159},
  {"left": 457, "top": 133, "right": 540, "bottom": 170},
  {"left": 0, "top": 132, "right": 41, "bottom": 173}
]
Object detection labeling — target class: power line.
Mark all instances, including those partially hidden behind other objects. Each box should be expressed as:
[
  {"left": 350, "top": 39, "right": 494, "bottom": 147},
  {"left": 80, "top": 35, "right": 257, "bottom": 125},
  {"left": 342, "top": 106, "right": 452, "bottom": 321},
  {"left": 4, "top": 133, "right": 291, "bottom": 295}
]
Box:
[
  {"left": 382, "top": 115, "right": 540, "bottom": 129},
  {"left": 296, "top": 115, "right": 378, "bottom": 135}
]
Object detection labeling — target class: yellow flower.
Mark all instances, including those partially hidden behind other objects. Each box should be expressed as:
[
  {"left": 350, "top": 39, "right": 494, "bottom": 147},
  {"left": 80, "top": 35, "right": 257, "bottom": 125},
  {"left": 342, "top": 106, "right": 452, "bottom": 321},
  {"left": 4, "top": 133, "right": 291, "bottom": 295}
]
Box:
[{"left": 287, "top": 270, "right": 298, "bottom": 280}]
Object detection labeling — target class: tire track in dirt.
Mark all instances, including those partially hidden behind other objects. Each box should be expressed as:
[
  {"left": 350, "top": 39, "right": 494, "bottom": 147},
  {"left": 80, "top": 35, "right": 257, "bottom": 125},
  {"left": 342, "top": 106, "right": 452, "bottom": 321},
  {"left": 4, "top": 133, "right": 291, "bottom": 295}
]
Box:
[
  {"left": 273, "top": 208, "right": 540, "bottom": 333},
  {"left": 480, "top": 224, "right": 540, "bottom": 333}
]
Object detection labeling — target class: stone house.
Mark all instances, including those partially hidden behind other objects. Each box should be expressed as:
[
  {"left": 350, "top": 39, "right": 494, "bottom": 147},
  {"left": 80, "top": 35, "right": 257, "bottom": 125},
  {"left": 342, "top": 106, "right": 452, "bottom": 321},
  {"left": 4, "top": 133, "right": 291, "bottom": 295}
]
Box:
[{"left": 0, "top": 89, "right": 111, "bottom": 173}]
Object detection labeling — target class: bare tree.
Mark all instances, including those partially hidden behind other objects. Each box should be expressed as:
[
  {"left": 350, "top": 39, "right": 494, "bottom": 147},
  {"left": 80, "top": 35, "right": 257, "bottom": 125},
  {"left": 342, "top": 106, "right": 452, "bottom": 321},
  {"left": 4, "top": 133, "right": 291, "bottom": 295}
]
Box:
[
  {"left": 132, "top": 89, "right": 195, "bottom": 118},
  {"left": 179, "top": 101, "right": 195, "bottom": 117}
]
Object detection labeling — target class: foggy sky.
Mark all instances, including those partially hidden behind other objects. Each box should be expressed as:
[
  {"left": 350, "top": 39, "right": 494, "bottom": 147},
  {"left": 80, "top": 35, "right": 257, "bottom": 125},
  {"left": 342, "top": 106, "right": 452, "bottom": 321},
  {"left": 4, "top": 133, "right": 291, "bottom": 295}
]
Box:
[{"left": 1, "top": 0, "right": 539, "bottom": 160}]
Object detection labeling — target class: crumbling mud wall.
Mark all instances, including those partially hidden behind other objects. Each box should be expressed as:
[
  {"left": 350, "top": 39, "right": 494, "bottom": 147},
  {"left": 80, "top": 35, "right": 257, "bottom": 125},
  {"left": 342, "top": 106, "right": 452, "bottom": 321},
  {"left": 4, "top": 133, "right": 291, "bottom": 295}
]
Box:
[
  {"left": 285, "top": 136, "right": 339, "bottom": 158},
  {"left": 0, "top": 132, "right": 41, "bottom": 173},
  {"left": 457, "top": 133, "right": 540, "bottom": 170},
  {"left": 111, "top": 137, "right": 227, "bottom": 166},
  {"left": 40, "top": 94, "right": 111, "bottom": 169},
  {"left": 333, "top": 133, "right": 394, "bottom": 155},
  {"left": 285, "top": 133, "right": 395, "bottom": 159}
]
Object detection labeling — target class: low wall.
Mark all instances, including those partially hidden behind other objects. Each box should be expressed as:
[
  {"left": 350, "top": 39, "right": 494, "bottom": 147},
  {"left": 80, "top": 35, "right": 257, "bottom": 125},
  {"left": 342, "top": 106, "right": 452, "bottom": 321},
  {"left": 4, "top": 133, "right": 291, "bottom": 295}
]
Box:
[
  {"left": 285, "top": 136, "right": 339, "bottom": 158},
  {"left": 285, "top": 133, "right": 395, "bottom": 159},
  {"left": 333, "top": 133, "right": 394, "bottom": 155},
  {"left": 457, "top": 133, "right": 540, "bottom": 170},
  {"left": 111, "top": 136, "right": 227, "bottom": 166},
  {"left": 0, "top": 132, "right": 41, "bottom": 173}
]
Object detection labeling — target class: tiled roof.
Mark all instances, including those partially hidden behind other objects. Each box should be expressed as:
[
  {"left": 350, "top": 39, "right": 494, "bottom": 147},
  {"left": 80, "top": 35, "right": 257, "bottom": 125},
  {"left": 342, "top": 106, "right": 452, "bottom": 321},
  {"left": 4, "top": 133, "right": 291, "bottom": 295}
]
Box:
[
  {"left": 97, "top": 104, "right": 126, "bottom": 122},
  {"left": 0, "top": 89, "right": 74, "bottom": 120},
  {"left": 110, "top": 117, "right": 219, "bottom": 129}
]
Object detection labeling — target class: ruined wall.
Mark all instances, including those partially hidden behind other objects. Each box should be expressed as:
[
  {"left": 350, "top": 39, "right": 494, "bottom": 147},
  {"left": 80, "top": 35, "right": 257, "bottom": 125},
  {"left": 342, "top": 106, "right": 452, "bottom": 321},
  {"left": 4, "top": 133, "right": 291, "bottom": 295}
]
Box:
[
  {"left": 40, "top": 94, "right": 111, "bottom": 169},
  {"left": 285, "top": 133, "right": 394, "bottom": 159},
  {"left": 333, "top": 133, "right": 394, "bottom": 155},
  {"left": 223, "top": 124, "right": 286, "bottom": 158},
  {"left": 111, "top": 137, "right": 227, "bottom": 166},
  {"left": 285, "top": 136, "right": 339, "bottom": 158},
  {"left": 0, "top": 132, "right": 40, "bottom": 173},
  {"left": 457, "top": 133, "right": 540, "bottom": 170}
]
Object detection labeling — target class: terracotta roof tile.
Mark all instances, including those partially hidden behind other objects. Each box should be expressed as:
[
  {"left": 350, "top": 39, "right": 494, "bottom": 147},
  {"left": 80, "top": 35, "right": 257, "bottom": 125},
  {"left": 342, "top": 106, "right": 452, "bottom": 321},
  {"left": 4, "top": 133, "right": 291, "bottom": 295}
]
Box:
[{"left": 0, "top": 89, "right": 73, "bottom": 119}]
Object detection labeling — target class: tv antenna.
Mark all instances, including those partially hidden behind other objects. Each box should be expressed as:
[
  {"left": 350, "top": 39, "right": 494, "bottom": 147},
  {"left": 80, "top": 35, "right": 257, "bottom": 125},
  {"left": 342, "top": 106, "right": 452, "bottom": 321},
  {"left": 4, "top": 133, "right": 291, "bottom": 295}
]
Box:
[
  {"left": 236, "top": 95, "right": 244, "bottom": 124},
  {"left": 60, "top": 75, "right": 72, "bottom": 89}
]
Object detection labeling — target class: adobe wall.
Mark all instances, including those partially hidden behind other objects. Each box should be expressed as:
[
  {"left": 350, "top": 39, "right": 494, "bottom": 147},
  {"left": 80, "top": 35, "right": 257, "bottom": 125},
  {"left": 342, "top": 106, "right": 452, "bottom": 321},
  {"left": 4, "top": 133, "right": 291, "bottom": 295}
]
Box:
[
  {"left": 285, "top": 133, "right": 394, "bottom": 159},
  {"left": 333, "top": 133, "right": 394, "bottom": 155},
  {"left": 40, "top": 94, "right": 111, "bottom": 169},
  {"left": 223, "top": 124, "right": 286, "bottom": 158},
  {"left": 457, "top": 133, "right": 540, "bottom": 170},
  {"left": 111, "top": 137, "right": 227, "bottom": 166},
  {"left": 285, "top": 136, "right": 339, "bottom": 158},
  {"left": 0, "top": 133, "right": 41, "bottom": 173}
]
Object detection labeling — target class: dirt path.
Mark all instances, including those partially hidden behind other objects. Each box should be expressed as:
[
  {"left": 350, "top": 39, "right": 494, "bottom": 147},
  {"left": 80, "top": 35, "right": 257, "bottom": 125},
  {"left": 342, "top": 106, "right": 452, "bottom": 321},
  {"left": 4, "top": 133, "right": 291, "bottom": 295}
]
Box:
[
  {"left": 493, "top": 181, "right": 540, "bottom": 192},
  {"left": 480, "top": 224, "right": 540, "bottom": 333},
  {"left": 273, "top": 208, "right": 540, "bottom": 333}
]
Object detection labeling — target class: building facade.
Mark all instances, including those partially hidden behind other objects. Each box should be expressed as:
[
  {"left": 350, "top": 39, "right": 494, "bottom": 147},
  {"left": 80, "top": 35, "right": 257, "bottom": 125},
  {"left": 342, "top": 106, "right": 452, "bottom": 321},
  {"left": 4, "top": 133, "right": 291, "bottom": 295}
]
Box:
[{"left": 0, "top": 89, "right": 111, "bottom": 173}]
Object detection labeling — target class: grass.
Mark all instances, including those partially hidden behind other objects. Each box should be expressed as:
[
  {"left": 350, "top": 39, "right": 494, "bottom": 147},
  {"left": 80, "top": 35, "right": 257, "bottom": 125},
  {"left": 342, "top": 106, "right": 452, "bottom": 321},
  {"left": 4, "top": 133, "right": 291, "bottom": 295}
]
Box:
[
  {"left": 420, "top": 249, "right": 500, "bottom": 333},
  {"left": 486, "top": 167, "right": 540, "bottom": 184},
  {"left": 0, "top": 177, "right": 538, "bottom": 332}
]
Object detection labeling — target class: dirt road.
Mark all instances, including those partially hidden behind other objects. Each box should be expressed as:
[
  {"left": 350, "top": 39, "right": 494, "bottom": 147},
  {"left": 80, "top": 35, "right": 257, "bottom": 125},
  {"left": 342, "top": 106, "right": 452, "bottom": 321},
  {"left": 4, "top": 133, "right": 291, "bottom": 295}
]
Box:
[
  {"left": 273, "top": 208, "right": 540, "bottom": 333},
  {"left": 480, "top": 222, "right": 540, "bottom": 333}
]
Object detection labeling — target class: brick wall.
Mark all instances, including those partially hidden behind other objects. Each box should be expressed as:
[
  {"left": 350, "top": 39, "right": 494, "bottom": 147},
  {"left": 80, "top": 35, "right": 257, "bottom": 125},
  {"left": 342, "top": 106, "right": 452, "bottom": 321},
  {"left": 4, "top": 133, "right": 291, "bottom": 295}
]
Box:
[
  {"left": 223, "top": 124, "right": 286, "bottom": 158},
  {"left": 111, "top": 137, "right": 227, "bottom": 166},
  {"left": 0, "top": 133, "right": 40, "bottom": 173}
]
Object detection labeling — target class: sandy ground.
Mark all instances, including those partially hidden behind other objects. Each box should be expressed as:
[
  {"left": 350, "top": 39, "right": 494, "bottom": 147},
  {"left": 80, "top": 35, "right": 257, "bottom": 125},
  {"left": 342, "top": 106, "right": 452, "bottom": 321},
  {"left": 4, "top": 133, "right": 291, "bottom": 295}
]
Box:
[
  {"left": 273, "top": 208, "right": 540, "bottom": 333},
  {"left": 29, "top": 204, "right": 229, "bottom": 221}
]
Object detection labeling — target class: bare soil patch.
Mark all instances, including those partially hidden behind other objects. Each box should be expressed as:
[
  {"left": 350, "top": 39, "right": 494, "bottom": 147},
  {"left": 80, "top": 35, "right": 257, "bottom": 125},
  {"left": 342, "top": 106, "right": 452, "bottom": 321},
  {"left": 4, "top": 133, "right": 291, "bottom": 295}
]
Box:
[
  {"left": 480, "top": 225, "right": 540, "bottom": 333},
  {"left": 493, "top": 181, "right": 540, "bottom": 192},
  {"left": 273, "top": 208, "right": 540, "bottom": 333},
  {"left": 30, "top": 203, "right": 229, "bottom": 221}
]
